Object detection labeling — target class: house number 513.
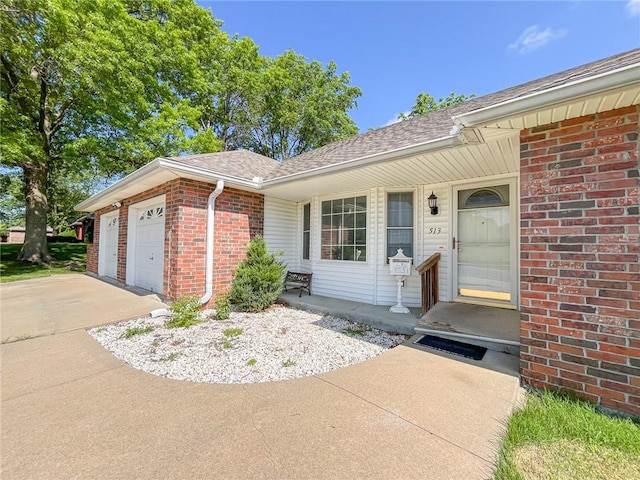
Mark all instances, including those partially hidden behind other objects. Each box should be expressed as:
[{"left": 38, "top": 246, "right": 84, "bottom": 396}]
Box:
[{"left": 428, "top": 227, "right": 441, "bottom": 234}]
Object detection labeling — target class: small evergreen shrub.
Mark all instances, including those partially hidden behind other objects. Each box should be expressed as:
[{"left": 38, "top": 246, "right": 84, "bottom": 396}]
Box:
[
  {"left": 166, "top": 294, "right": 203, "bottom": 328},
  {"left": 230, "top": 235, "right": 286, "bottom": 312},
  {"left": 214, "top": 292, "right": 231, "bottom": 320}
]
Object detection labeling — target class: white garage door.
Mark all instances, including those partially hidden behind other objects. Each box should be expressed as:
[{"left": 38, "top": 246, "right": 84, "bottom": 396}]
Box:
[
  {"left": 102, "top": 215, "right": 119, "bottom": 279},
  {"left": 133, "top": 204, "right": 165, "bottom": 294}
]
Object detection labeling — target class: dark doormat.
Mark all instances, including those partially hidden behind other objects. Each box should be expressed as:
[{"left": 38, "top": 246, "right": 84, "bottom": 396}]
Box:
[{"left": 414, "top": 334, "right": 487, "bottom": 361}]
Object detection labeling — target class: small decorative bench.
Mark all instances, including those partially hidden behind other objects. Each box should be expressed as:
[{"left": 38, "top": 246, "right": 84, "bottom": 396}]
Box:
[{"left": 284, "top": 271, "right": 312, "bottom": 297}]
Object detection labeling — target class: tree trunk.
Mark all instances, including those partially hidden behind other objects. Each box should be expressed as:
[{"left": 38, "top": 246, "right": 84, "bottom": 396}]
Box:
[{"left": 18, "top": 163, "right": 52, "bottom": 264}]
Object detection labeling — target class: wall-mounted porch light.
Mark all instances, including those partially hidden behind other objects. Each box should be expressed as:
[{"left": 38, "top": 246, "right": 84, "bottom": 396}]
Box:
[{"left": 428, "top": 192, "right": 438, "bottom": 215}]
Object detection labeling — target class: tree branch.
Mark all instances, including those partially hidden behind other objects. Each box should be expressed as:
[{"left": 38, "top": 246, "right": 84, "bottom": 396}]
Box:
[
  {"left": 37, "top": 74, "right": 51, "bottom": 155},
  {"left": 49, "top": 100, "right": 74, "bottom": 136}
]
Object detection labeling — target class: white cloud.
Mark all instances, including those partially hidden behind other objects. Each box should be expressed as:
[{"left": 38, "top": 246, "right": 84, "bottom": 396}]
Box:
[
  {"left": 383, "top": 114, "right": 405, "bottom": 127},
  {"left": 508, "top": 25, "right": 568, "bottom": 54},
  {"left": 625, "top": 0, "right": 640, "bottom": 17}
]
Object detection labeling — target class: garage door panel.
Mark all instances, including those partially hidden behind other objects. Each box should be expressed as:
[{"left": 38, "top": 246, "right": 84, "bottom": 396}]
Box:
[
  {"left": 102, "top": 214, "right": 118, "bottom": 279},
  {"left": 132, "top": 202, "right": 165, "bottom": 294}
]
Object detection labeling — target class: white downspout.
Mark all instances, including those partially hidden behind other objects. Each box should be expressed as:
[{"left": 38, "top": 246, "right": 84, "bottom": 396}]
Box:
[
  {"left": 199, "top": 179, "right": 225, "bottom": 305},
  {"left": 150, "top": 179, "right": 224, "bottom": 317}
]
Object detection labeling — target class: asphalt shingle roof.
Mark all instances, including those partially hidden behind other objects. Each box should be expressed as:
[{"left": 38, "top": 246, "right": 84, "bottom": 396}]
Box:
[
  {"left": 269, "top": 48, "right": 640, "bottom": 180},
  {"left": 163, "top": 48, "right": 639, "bottom": 183},
  {"left": 165, "top": 150, "right": 280, "bottom": 181}
]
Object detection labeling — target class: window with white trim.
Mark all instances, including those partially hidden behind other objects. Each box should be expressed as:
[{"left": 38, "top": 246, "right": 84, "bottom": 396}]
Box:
[
  {"left": 387, "top": 192, "right": 413, "bottom": 260},
  {"left": 321, "top": 196, "right": 366, "bottom": 261},
  {"left": 302, "top": 203, "right": 310, "bottom": 260}
]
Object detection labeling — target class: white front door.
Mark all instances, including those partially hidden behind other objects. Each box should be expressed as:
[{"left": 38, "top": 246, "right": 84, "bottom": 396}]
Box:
[
  {"left": 453, "top": 180, "right": 517, "bottom": 307},
  {"left": 133, "top": 204, "right": 165, "bottom": 293},
  {"left": 100, "top": 214, "right": 119, "bottom": 279}
]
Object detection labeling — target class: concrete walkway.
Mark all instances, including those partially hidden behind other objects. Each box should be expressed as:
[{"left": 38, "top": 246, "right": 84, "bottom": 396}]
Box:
[
  {"left": 280, "top": 291, "right": 421, "bottom": 335},
  {"left": 1, "top": 276, "right": 523, "bottom": 479}
]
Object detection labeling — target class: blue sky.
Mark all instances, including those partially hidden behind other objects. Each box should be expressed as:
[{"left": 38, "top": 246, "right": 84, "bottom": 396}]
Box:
[{"left": 197, "top": 1, "right": 640, "bottom": 132}]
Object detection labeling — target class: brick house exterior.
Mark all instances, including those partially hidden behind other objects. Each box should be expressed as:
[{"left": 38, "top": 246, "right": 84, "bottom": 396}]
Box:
[
  {"left": 519, "top": 106, "right": 640, "bottom": 416},
  {"left": 88, "top": 178, "right": 263, "bottom": 303},
  {"left": 78, "top": 50, "right": 639, "bottom": 416}
]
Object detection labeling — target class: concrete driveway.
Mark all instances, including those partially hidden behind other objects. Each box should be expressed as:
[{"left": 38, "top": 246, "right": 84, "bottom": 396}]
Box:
[
  {"left": 1, "top": 274, "right": 167, "bottom": 342},
  {"left": 1, "top": 275, "right": 523, "bottom": 479}
]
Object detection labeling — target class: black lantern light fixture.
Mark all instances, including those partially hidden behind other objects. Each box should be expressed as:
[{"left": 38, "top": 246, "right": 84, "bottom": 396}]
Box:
[{"left": 428, "top": 191, "right": 438, "bottom": 215}]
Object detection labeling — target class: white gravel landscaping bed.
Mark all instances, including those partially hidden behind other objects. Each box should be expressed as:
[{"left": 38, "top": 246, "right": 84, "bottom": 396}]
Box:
[{"left": 88, "top": 305, "right": 408, "bottom": 384}]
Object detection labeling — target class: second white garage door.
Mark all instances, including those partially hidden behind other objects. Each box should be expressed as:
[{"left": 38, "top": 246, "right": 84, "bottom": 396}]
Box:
[{"left": 133, "top": 203, "right": 165, "bottom": 294}]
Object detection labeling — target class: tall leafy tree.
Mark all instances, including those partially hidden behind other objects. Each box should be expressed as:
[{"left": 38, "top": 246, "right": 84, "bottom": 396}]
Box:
[
  {"left": 1, "top": 0, "right": 363, "bottom": 264},
  {"left": 0, "top": 0, "right": 218, "bottom": 263},
  {"left": 398, "top": 91, "right": 476, "bottom": 120},
  {"left": 187, "top": 43, "right": 362, "bottom": 160},
  {"left": 187, "top": 34, "right": 262, "bottom": 153},
  {"left": 241, "top": 50, "right": 361, "bottom": 160}
]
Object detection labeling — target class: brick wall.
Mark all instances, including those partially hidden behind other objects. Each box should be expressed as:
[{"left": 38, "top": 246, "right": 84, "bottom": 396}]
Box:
[
  {"left": 89, "top": 179, "right": 264, "bottom": 306},
  {"left": 86, "top": 243, "right": 98, "bottom": 274},
  {"left": 520, "top": 105, "right": 640, "bottom": 416}
]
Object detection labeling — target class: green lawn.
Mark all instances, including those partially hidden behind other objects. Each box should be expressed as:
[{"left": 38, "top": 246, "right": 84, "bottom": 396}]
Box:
[
  {"left": 495, "top": 390, "right": 640, "bottom": 480},
  {"left": 0, "top": 243, "right": 87, "bottom": 283}
]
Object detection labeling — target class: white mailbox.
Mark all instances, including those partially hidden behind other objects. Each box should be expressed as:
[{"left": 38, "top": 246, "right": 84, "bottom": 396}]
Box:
[
  {"left": 388, "top": 248, "right": 412, "bottom": 314},
  {"left": 389, "top": 248, "right": 412, "bottom": 276}
]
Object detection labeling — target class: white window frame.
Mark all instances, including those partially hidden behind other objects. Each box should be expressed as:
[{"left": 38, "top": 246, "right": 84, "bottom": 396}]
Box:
[
  {"left": 385, "top": 189, "right": 417, "bottom": 264},
  {"left": 319, "top": 192, "right": 368, "bottom": 263},
  {"left": 302, "top": 202, "right": 311, "bottom": 261}
]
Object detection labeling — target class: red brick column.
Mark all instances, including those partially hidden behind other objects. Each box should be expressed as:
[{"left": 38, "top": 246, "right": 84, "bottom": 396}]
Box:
[
  {"left": 86, "top": 243, "right": 98, "bottom": 274},
  {"left": 165, "top": 179, "right": 264, "bottom": 304},
  {"left": 519, "top": 105, "right": 640, "bottom": 416}
]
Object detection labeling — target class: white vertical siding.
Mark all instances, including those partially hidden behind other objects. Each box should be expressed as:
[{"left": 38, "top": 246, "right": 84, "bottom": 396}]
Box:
[
  {"left": 276, "top": 175, "right": 517, "bottom": 308},
  {"left": 422, "top": 186, "right": 450, "bottom": 302},
  {"left": 304, "top": 189, "right": 376, "bottom": 303},
  {"left": 374, "top": 185, "right": 449, "bottom": 307},
  {"left": 263, "top": 196, "right": 298, "bottom": 272}
]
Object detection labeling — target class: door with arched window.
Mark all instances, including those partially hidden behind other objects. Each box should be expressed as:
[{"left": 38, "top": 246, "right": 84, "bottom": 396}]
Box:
[{"left": 452, "top": 180, "right": 517, "bottom": 308}]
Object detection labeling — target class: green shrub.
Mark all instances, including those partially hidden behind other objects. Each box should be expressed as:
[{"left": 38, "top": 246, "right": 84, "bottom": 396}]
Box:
[
  {"left": 166, "top": 294, "right": 203, "bottom": 329},
  {"left": 230, "top": 235, "right": 286, "bottom": 312},
  {"left": 214, "top": 292, "right": 231, "bottom": 320}
]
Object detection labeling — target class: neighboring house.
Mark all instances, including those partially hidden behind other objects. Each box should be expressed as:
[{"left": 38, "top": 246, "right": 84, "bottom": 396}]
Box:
[
  {"left": 7, "top": 226, "right": 54, "bottom": 244},
  {"left": 77, "top": 49, "right": 639, "bottom": 416},
  {"left": 70, "top": 214, "right": 94, "bottom": 243}
]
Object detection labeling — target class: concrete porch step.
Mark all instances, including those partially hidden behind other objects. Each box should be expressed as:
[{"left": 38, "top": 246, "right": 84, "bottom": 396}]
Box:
[{"left": 415, "top": 302, "right": 521, "bottom": 356}]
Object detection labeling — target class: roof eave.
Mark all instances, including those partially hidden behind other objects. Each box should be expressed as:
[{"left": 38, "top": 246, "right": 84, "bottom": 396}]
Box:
[
  {"left": 75, "top": 158, "right": 261, "bottom": 212},
  {"left": 453, "top": 63, "right": 640, "bottom": 128},
  {"left": 263, "top": 135, "right": 463, "bottom": 187}
]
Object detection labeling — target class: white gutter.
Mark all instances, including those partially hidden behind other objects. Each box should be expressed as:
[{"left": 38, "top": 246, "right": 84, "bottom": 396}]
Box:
[
  {"left": 263, "top": 135, "right": 462, "bottom": 186},
  {"left": 151, "top": 179, "right": 225, "bottom": 318},
  {"left": 199, "top": 180, "right": 225, "bottom": 305},
  {"left": 75, "top": 159, "right": 166, "bottom": 211},
  {"left": 453, "top": 63, "right": 640, "bottom": 128},
  {"left": 75, "top": 158, "right": 258, "bottom": 212}
]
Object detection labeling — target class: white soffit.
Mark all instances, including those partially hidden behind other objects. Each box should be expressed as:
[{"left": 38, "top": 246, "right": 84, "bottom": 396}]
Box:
[
  {"left": 456, "top": 65, "right": 640, "bottom": 130},
  {"left": 262, "top": 132, "right": 520, "bottom": 202},
  {"left": 495, "top": 86, "right": 640, "bottom": 130}
]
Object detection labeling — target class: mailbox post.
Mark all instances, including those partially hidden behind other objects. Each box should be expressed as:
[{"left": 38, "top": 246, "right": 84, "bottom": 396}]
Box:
[{"left": 388, "top": 248, "right": 412, "bottom": 314}]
